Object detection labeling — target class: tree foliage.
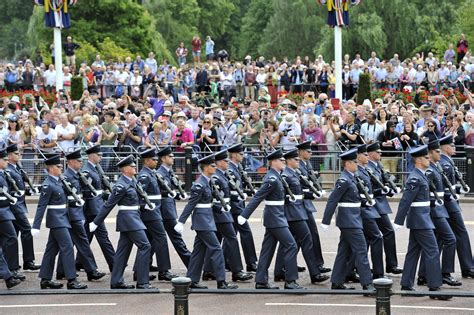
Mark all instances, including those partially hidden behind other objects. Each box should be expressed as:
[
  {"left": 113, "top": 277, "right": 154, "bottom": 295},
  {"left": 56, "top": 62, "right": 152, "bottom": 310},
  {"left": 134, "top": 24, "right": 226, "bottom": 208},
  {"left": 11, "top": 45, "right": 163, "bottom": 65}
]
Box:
[{"left": 1, "top": 0, "right": 471, "bottom": 64}]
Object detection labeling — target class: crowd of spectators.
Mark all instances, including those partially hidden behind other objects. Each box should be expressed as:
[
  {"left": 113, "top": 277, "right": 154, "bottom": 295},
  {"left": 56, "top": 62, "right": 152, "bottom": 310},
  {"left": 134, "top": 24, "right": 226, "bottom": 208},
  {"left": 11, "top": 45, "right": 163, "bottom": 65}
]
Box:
[{"left": 0, "top": 34, "right": 473, "bottom": 176}]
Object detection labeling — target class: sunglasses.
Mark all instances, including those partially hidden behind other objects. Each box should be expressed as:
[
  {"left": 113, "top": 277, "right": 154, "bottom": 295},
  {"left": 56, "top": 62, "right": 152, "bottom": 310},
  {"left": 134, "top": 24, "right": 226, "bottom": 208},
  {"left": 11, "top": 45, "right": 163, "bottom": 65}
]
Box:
[
  {"left": 428, "top": 125, "right": 434, "bottom": 127},
  {"left": 203, "top": 121, "right": 211, "bottom": 123}
]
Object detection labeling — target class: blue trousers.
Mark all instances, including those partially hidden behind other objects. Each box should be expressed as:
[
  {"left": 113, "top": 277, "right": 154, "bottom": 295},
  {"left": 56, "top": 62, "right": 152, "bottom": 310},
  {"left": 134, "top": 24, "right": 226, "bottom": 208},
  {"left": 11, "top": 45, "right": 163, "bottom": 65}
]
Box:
[
  {"left": 419, "top": 217, "right": 456, "bottom": 276},
  {"left": 77, "top": 214, "right": 115, "bottom": 272},
  {"left": 445, "top": 200, "right": 474, "bottom": 271},
  {"left": 376, "top": 214, "right": 398, "bottom": 269},
  {"left": 256, "top": 227, "right": 298, "bottom": 284},
  {"left": 135, "top": 219, "right": 171, "bottom": 272},
  {"left": 163, "top": 219, "right": 191, "bottom": 268},
  {"left": 274, "top": 220, "right": 320, "bottom": 277},
  {"left": 0, "top": 247, "right": 12, "bottom": 280},
  {"left": 231, "top": 214, "right": 258, "bottom": 265},
  {"left": 331, "top": 228, "right": 372, "bottom": 286},
  {"left": 0, "top": 220, "right": 19, "bottom": 271},
  {"left": 5, "top": 206, "right": 35, "bottom": 270},
  {"left": 39, "top": 228, "right": 76, "bottom": 280},
  {"left": 305, "top": 212, "right": 325, "bottom": 266},
  {"left": 111, "top": 230, "right": 151, "bottom": 286},
  {"left": 58, "top": 220, "right": 98, "bottom": 274},
  {"left": 187, "top": 231, "right": 226, "bottom": 283},
  {"left": 204, "top": 222, "right": 243, "bottom": 273},
  {"left": 400, "top": 229, "right": 442, "bottom": 289}
]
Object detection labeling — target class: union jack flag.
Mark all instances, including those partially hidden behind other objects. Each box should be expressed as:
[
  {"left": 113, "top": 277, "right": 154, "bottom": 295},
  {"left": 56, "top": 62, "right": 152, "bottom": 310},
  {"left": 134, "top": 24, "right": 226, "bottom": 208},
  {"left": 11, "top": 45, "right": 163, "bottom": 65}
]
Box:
[{"left": 34, "top": 0, "right": 78, "bottom": 29}]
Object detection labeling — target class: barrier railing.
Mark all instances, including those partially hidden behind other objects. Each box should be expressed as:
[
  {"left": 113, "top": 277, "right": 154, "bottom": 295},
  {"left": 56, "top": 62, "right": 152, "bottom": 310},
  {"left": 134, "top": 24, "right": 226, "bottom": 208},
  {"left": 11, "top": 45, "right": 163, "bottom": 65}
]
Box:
[{"left": 17, "top": 143, "right": 470, "bottom": 194}]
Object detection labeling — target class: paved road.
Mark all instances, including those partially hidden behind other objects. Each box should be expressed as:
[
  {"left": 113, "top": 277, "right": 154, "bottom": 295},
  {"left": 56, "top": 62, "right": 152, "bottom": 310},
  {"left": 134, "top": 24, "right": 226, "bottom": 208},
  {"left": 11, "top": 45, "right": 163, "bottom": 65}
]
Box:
[{"left": 1, "top": 201, "right": 474, "bottom": 314}]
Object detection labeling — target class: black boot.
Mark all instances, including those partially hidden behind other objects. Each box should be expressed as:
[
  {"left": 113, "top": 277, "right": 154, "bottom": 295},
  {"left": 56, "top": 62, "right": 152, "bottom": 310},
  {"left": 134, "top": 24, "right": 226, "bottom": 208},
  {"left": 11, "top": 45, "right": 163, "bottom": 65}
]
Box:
[
  {"left": 158, "top": 271, "right": 178, "bottom": 281},
  {"left": 311, "top": 274, "right": 329, "bottom": 283},
  {"left": 217, "top": 280, "right": 238, "bottom": 289},
  {"left": 23, "top": 261, "right": 41, "bottom": 271},
  {"left": 87, "top": 270, "right": 106, "bottom": 281},
  {"left": 40, "top": 279, "right": 64, "bottom": 289},
  {"left": 67, "top": 279, "right": 88, "bottom": 289},
  {"left": 232, "top": 271, "right": 253, "bottom": 282},
  {"left": 202, "top": 271, "right": 216, "bottom": 281},
  {"left": 5, "top": 277, "right": 21, "bottom": 289}
]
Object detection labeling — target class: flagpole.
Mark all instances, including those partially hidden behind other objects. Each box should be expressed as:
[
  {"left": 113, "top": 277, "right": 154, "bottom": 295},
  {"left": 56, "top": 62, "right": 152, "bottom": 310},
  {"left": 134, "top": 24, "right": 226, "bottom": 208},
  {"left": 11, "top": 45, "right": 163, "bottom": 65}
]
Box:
[
  {"left": 334, "top": 25, "right": 342, "bottom": 100},
  {"left": 53, "top": 27, "right": 64, "bottom": 90}
]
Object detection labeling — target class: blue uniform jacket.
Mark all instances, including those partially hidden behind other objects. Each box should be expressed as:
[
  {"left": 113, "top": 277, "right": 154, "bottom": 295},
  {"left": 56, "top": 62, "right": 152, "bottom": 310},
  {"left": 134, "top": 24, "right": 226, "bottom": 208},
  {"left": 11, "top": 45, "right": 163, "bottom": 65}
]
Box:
[
  {"left": 394, "top": 168, "right": 434, "bottom": 229},
  {"left": 64, "top": 167, "right": 85, "bottom": 222},
  {"left": 211, "top": 169, "right": 234, "bottom": 224},
  {"left": 137, "top": 167, "right": 162, "bottom": 222},
  {"left": 178, "top": 175, "right": 216, "bottom": 231},
  {"left": 94, "top": 175, "right": 146, "bottom": 232},
  {"left": 426, "top": 163, "right": 449, "bottom": 218},
  {"left": 367, "top": 160, "right": 392, "bottom": 215},
  {"left": 298, "top": 160, "right": 317, "bottom": 213},
  {"left": 439, "top": 154, "right": 462, "bottom": 211},
  {"left": 32, "top": 175, "right": 70, "bottom": 229},
  {"left": 228, "top": 161, "right": 245, "bottom": 215},
  {"left": 357, "top": 165, "right": 381, "bottom": 219},
  {"left": 5, "top": 163, "right": 28, "bottom": 215},
  {"left": 157, "top": 165, "right": 179, "bottom": 220},
  {"left": 282, "top": 167, "right": 308, "bottom": 222},
  {"left": 322, "top": 170, "right": 363, "bottom": 229},
  {"left": 241, "top": 168, "right": 288, "bottom": 229},
  {"left": 82, "top": 161, "right": 104, "bottom": 216},
  {"left": 0, "top": 172, "right": 15, "bottom": 222}
]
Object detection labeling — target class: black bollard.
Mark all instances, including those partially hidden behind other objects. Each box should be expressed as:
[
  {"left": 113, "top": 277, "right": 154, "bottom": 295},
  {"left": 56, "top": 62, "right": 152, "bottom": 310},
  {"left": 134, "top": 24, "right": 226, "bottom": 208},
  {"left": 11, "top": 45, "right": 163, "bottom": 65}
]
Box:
[
  {"left": 465, "top": 146, "right": 474, "bottom": 196},
  {"left": 373, "top": 278, "right": 393, "bottom": 315},
  {"left": 172, "top": 277, "right": 192, "bottom": 315}
]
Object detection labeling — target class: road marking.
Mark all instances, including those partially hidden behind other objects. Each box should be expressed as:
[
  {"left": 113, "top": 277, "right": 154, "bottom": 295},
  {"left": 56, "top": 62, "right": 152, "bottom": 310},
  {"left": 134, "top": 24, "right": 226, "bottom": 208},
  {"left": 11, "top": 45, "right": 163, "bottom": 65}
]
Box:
[
  {"left": 0, "top": 303, "right": 117, "bottom": 308},
  {"left": 265, "top": 303, "right": 474, "bottom": 311}
]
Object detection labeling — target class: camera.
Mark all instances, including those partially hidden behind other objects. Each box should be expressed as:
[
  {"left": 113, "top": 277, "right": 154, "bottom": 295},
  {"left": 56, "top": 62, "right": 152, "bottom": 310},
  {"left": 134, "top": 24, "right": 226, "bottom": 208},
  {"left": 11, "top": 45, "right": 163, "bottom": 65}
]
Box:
[
  {"left": 176, "top": 131, "right": 183, "bottom": 138},
  {"left": 282, "top": 127, "right": 292, "bottom": 137}
]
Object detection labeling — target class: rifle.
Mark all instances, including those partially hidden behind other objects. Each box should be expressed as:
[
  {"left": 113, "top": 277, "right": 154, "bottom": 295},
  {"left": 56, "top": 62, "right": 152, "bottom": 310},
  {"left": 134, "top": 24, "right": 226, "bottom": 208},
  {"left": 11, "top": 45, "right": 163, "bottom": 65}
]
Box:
[
  {"left": 210, "top": 175, "right": 231, "bottom": 212},
  {"left": 0, "top": 185, "right": 17, "bottom": 205},
  {"left": 435, "top": 162, "right": 458, "bottom": 200},
  {"left": 366, "top": 167, "right": 390, "bottom": 195},
  {"left": 132, "top": 177, "right": 155, "bottom": 210},
  {"left": 16, "top": 162, "right": 39, "bottom": 194},
  {"left": 295, "top": 168, "right": 322, "bottom": 198},
  {"left": 354, "top": 172, "right": 376, "bottom": 207},
  {"left": 225, "top": 169, "right": 247, "bottom": 201},
  {"left": 4, "top": 169, "right": 23, "bottom": 197}
]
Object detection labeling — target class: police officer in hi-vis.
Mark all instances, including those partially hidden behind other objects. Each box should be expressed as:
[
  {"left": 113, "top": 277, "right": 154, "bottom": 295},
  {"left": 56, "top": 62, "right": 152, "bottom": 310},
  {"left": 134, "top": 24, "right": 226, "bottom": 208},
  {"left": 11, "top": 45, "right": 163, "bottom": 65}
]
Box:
[
  {"left": 417, "top": 139, "right": 461, "bottom": 287},
  {"left": 3, "top": 144, "right": 40, "bottom": 272},
  {"left": 175, "top": 153, "right": 238, "bottom": 289},
  {"left": 201, "top": 149, "right": 253, "bottom": 283},
  {"left": 56, "top": 149, "right": 105, "bottom": 282},
  {"left": 394, "top": 145, "right": 452, "bottom": 300},
  {"left": 296, "top": 140, "right": 330, "bottom": 274},
  {"left": 91, "top": 155, "right": 153, "bottom": 289},
  {"left": 238, "top": 149, "right": 304, "bottom": 290},
  {"left": 227, "top": 143, "right": 258, "bottom": 272},
  {"left": 76, "top": 144, "right": 115, "bottom": 272},
  {"left": 439, "top": 135, "right": 474, "bottom": 278},
  {"left": 136, "top": 148, "right": 176, "bottom": 281},
  {"left": 32, "top": 155, "right": 87, "bottom": 290},
  {"left": 321, "top": 148, "right": 374, "bottom": 293},
  {"left": 366, "top": 142, "right": 402, "bottom": 274},
  {"left": 157, "top": 146, "right": 191, "bottom": 268},
  {"left": 274, "top": 148, "right": 329, "bottom": 284}
]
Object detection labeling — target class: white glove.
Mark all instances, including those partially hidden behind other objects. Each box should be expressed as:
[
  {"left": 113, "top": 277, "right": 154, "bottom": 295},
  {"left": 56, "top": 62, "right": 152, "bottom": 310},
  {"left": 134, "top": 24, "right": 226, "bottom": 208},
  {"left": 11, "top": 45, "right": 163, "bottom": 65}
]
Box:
[
  {"left": 174, "top": 222, "right": 184, "bottom": 234},
  {"left": 31, "top": 228, "right": 40, "bottom": 237},
  {"left": 237, "top": 215, "right": 247, "bottom": 225},
  {"left": 392, "top": 223, "right": 402, "bottom": 231},
  {"left": 145, "top": 202, "right": 156, "bottom": 211},
  {"left": 89, "top": 222, "right": 98, "bottom": 232},
  {"left": 320, "top": 224, "right": 329, "bottom": 231},
  {"left": 312, "top": 193, "right": 318, "bottom": 199}
]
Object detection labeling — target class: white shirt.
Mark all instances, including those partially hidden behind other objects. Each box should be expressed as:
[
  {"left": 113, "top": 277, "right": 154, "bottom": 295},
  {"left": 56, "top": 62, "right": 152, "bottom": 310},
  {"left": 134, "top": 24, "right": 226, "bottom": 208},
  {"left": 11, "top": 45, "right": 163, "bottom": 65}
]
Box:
[
  {"left": 55, "top": 123, "right": 76, "bottom": 152},
  {"left": 43, "top": 70, "right": 56, "bottom": 86},
  {"left": 37, "top": 129, "right": 58, "bottom": 153},
  {"left": 278, "top": 122, "right": 302, "bottom": 150},
  {"left": 360, "top": 122, "right": 383, "bottom": 143}
]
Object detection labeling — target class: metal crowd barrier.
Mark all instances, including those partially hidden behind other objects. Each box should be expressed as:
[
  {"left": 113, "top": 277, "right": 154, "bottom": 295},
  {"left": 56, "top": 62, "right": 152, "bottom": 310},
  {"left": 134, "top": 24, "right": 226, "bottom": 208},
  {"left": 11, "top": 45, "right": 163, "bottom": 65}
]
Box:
[
  {"left": 20, "top": 143, "right": 470, "bottom": 193},
  {"left": 1, "top": 277, "right": 473, "bottom": 315}
]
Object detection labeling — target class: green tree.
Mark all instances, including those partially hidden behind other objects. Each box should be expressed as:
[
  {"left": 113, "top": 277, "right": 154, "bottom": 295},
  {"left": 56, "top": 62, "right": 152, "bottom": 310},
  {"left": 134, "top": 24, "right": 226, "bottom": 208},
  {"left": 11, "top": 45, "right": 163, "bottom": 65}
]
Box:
[
  {"left": 0, "top": 0, "right": 34, "bottom": 58},
  {"left": 237, "top": 0, "right": 274, "bottom": 59},
  {"left": 27, "top": 0, "right": 173, "bottom": 64}
]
